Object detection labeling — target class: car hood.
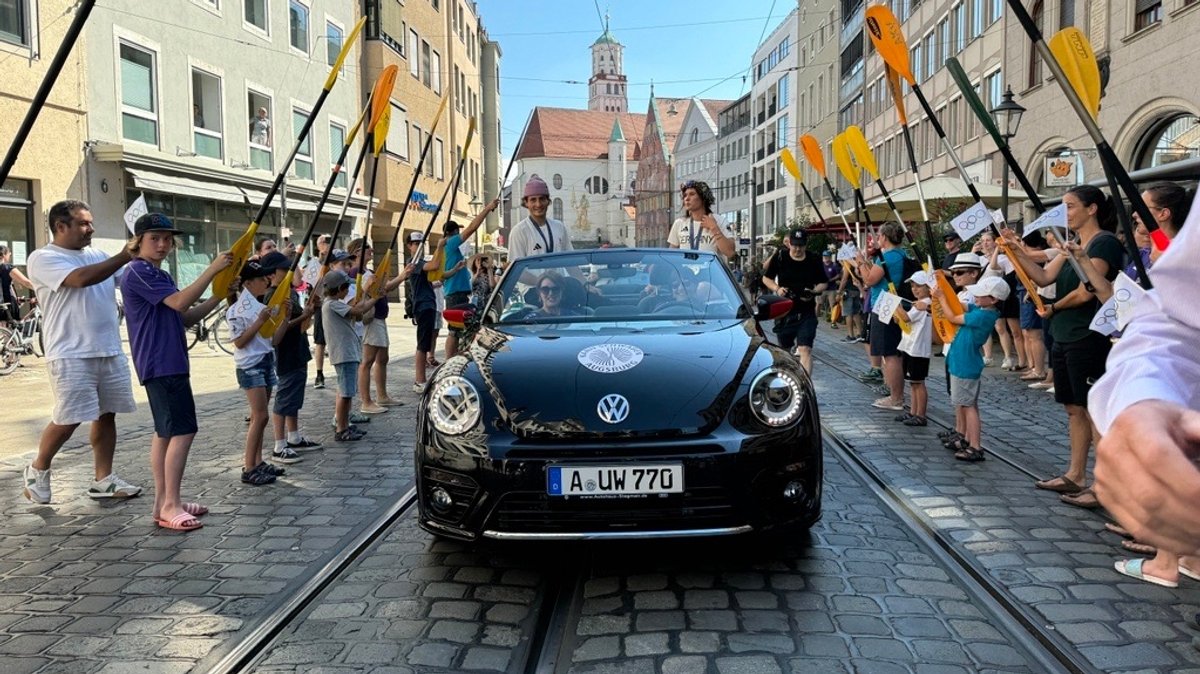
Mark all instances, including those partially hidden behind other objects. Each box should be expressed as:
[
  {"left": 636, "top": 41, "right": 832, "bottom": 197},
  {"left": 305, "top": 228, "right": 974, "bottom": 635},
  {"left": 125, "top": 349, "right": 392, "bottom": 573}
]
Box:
[{"left": 463, "top": 320, "right": 766, "bottom": 438}]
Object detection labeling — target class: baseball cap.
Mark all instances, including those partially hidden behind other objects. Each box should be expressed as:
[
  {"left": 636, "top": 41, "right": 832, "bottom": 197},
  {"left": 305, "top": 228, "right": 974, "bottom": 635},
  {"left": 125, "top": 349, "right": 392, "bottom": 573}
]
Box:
[
  {"left": 406, "top": 231, "right": 424, "bottom": 244},
  {"left": 239, "top": 260, "right": 272, "bottom": 280},
  {"left": 322, "top": 269, "right": 350, "bottom": 291},
  {"left": 942, "top": 231, "right": 963, "bottom": 242},
  {"left": 442, "top": 220, "right": 461, "bottom": 236},
  {"left": 948, "top": 252, "right": 984, "bottom": 270},
  {"left": 965, "top": 276, "right": 1011, "bottom": 301},
  {"left": 907, "top": 270, "right": 933, "bottom": 286},
  {"left": 328, "top": 248, "right": 351, "bottom": 262},
  {"left": 258, "top": 251, "right": 289, "bottom": 271},
  {"left": 787, "top": 228, "right": 808, "bottom": 245},
  {"left": 133, "top": 213, "right": 181, "bottom": 236},
  {"left": 821, "top": 250, "right": 832, "bottom": 257}
]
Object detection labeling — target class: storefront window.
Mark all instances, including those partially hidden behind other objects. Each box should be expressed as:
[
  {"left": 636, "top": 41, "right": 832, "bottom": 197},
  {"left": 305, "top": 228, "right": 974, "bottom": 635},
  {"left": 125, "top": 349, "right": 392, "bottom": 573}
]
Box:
[
  {"left": 0, "top": 179, "right": 33, "bottom": 271},
  {"left": 1136, "top": 114, "right": 1200, "bottom": 169}
]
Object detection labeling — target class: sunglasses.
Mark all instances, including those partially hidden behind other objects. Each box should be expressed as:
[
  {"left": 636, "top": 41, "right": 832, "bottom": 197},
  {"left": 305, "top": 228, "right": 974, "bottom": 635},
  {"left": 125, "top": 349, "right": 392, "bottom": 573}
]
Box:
[
  {"left": 950, "top": 269, "right": 975, "bottom": 276},
  {"left": 538, "top": 285, "right": 561, "bottom": 295}
]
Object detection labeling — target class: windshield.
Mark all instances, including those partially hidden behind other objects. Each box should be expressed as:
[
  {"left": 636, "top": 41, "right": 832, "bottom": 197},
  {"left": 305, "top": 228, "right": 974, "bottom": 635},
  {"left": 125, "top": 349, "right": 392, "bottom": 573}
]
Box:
[{"left": 488, "top": 250, "right": 747, "bottom": 324}]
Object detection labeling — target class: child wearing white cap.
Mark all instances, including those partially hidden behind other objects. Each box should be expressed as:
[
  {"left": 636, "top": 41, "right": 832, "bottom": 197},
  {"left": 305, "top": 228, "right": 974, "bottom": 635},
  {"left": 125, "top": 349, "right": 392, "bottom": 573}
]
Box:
[
  {"left": 896, "top": 271, "right": 934, "bottom": 427},
  {"left": 932, "top": 275, "right": 1009, "bottom": 462}
]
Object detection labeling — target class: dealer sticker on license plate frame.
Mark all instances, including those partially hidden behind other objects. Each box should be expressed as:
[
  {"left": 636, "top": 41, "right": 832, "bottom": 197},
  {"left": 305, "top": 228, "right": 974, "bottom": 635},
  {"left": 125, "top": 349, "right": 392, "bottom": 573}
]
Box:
[{"left": 547, "top": 465, "right": 684, "bottom": 496}]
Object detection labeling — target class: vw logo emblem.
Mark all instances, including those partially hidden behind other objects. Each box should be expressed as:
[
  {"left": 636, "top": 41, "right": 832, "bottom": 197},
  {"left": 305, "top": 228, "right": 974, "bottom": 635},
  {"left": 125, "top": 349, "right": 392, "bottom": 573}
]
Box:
[{"left": 596, "top": 394, "right": 630, "bottom": 424}]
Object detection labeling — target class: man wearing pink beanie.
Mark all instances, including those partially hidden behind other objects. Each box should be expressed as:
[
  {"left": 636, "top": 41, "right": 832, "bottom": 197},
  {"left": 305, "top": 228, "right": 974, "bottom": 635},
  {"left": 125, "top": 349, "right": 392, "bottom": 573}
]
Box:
[{"left": 508, "top": 174, "right": 573, "bottom": 263}]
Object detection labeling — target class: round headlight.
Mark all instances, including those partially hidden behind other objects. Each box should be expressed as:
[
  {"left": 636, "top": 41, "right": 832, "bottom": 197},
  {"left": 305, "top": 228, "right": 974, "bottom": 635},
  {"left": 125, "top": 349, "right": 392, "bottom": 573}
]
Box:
[
  {"left": 749, "top": 368, "right": 805, "bottom": 427},
  {"left": 429, "top": 376, "right": 482, "bottom": 435}
]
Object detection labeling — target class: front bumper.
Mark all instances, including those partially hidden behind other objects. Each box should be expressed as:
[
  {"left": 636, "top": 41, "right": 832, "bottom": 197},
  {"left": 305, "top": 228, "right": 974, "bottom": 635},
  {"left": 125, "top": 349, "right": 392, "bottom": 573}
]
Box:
[{"left": 415, "top": 420, "right": 822, "bottom": 542}]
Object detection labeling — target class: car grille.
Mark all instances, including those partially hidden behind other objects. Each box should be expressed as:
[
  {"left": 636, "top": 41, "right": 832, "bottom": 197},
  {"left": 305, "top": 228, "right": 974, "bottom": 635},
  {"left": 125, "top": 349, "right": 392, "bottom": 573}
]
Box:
[
  {"left": 504, "top": 444, "right": 726, "bottom": 460},
  {"left": 489, "top": 486, "right": 741, "bottom": 533}
]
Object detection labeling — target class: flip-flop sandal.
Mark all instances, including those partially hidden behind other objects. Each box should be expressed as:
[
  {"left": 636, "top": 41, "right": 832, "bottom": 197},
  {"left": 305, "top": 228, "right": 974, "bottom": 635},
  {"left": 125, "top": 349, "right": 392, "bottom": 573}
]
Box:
[
  {"left": 1020, "top": 371, "right": 1044, "bottom": 380},
  {"left": 1035, "top": 475, "right": 1083, "bottom": 493},
  {"left": 182, "top": 503, "right": 208, "bottom": 517},
  {"left": 157, "top": 512, "right": 203, "bottom": 531},
  {"left": 1061, "top": 488, "right": 1102, "bottom": 509},
  {"left": 1104, "top": 522, "right": 1132, "bottom": 538},
  {"left": 1114, "top": 558, "right": 1178, "bottom": 587},
  {"left": 1121, "top": 539, "right": 1157, "bottom": 555},
  {"left": 1180, "top": 566, "right": 1200, "bottom": 582}
]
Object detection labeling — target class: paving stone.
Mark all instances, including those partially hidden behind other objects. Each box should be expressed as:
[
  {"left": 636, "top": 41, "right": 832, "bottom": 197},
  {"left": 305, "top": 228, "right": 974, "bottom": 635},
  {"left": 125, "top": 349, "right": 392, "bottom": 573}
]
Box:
[
  {"left": 573, "top": 636, "right": 621, "bottom": 661},
  {"left": 726, "top": 633, "right": 795, "bottom": 654},
  {"left": 679, "top": 631, "right": 722, "bottom": 653},
  {"left": 405, "top": 642, "right": 458, "bottom": 668},
  {"left": 715, "top": 655, "right": 783, "bottom": 674},
  {"left": 663, "top": 655, "right": 709, "bottom": 674},
  {"left": 460, "top": 646, "right": 512, "bottom": 672},
  {"left": 624, "top": 632, "right": 670, "bottom": 656}
]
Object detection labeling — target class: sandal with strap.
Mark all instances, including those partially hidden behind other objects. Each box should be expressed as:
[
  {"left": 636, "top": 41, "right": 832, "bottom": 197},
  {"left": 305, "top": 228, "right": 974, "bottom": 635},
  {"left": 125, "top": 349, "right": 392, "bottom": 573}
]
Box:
[
  {"left": 182, "top": 503, "right": 208, "bottom": 517},
  {"left": 1114, "top": 558, "right": 1178, "bottom": 588},
  {"left": 954, "top": 446, "right": 986, "bottom": 462},
  {"left": 945, "top": 436, "right": 970, "bottom": 452},
  {"left": 241, "top": 466, "right": 277, "bottom": 485},
  {"left": 1061, "top": 487, "right": 1102, "bottom": 509},
  {"left": 1035, "top": 475, "right": 1083, "bottom": 494},
  {"left": 157, "top": 512, "right": 203, "bottom": 531}
]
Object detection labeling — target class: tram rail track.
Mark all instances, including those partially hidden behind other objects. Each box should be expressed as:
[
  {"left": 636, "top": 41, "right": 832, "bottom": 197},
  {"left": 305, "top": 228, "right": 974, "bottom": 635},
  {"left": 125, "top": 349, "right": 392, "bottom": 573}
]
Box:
[{"left": 812, "top": 350, "right": 1101, "bottom": 673}]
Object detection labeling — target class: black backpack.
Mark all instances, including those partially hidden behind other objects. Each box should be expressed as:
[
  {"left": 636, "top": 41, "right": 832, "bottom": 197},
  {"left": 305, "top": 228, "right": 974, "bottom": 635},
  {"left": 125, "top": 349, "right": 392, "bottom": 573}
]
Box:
[{"left": 880, "top": 253, "right": 921, "bottom": 302}]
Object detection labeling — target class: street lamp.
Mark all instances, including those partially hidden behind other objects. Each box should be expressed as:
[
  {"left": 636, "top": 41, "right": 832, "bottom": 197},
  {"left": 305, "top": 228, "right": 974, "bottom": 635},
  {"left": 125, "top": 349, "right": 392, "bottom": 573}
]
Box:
[{"left": 990, "top": 86, "right": 1026, "bottom": 223}]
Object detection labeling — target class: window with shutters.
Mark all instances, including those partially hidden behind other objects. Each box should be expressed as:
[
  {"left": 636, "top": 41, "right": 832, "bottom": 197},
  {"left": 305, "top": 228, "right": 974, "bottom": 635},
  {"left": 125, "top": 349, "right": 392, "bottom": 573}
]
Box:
[
  {"left": 120, "top": 42, "right": 159, "bottom": 146},
  {"left": 1134, "top": 0, "right": 1162, "bottom": 31},
  {"left": 330, "top": 122, "right": 347, "bottom": 188}
]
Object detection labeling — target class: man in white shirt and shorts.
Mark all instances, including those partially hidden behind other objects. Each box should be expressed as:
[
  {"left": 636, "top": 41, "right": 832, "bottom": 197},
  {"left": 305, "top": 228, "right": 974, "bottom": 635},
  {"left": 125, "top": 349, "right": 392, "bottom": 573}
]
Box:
[{"left": 23, "top": 200, "right": 141, "bottom": 503}]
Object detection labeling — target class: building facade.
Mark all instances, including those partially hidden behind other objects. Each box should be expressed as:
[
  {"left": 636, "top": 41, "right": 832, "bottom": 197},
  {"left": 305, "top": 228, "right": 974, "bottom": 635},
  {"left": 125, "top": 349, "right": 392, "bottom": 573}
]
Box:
[
  {"left": 0, "top": 0, "right": 90, "bottom": 266},
  {"left": 716, "top": 94, "right": 753, "bottom": 245},
  {"left": 480, "top": 31, "right": 502, "bottom": 235},
  {"left": 790, "top": 0, "right": 841, "bottom": 230},
  {"left": 362, "top": 0, "right": 496, "bottom": 260},
  {"left": 634, "top": 93, "right": 687, "bottom": 247},
  {"left": 81, "top": 0, "right": 367, "bottom": 287},
  {"left": 749, "top": 9, "right": 800, "bottom": 237},
  {"left": 514, "top": 108, "right": 641, "bottom": 248},
  {"left": 1006, "top": 0, "right": 1200, "bottom": 219}
]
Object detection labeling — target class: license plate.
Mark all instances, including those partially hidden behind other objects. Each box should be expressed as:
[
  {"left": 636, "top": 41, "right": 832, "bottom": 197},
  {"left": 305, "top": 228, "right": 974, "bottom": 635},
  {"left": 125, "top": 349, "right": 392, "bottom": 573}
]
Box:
[{"left": 547, "top": 465, "right": 684, "bottom": 496}]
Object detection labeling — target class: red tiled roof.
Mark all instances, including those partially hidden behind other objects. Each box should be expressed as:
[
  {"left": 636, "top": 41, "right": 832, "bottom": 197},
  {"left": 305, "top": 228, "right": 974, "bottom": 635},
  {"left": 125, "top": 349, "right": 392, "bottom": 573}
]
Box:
[
  {"left": 516, "top": 107, "right": 645, "bottom": 161},
  {"left": 701, "top": 99, "right": 734, "bottom": 123}
]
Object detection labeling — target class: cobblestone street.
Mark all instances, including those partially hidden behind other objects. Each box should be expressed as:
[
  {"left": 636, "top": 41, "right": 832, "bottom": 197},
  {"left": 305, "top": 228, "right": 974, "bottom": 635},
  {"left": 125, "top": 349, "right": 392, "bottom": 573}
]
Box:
[{"left": 1, "top": 323, "right": 1198, "bottom": 673}]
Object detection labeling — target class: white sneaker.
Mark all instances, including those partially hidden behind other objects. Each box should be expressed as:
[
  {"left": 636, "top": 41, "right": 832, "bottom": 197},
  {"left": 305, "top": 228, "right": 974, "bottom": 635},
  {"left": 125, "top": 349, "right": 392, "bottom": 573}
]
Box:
[
  {"left": 1001, "top": 357, "right": 1014, "bottom": 370},
  {"left": 88, "top": 473, "right": 142, "bottom": 499},
  {"left": 982, "top": 357, "right": 995, "bottom": 367},
  {"left": 1046, "top": 386, "right": 1056, "bottom": 394},
  {"left": 23, "top": 465, "right": 51, "bottom": 504}
]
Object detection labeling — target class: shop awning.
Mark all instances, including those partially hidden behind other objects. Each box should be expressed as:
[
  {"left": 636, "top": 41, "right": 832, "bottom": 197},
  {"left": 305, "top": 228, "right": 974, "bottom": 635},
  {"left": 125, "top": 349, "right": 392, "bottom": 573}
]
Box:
[{"left": 126, "top": 168, "right": 369, "bottom": 219}]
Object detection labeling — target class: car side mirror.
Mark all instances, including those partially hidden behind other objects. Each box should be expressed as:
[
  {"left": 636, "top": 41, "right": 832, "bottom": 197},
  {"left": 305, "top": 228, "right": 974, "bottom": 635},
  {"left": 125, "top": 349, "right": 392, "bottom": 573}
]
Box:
[
  {"left": 755, "top": 294, "right": 794, "bottom": 322},
  {"left": 443, "top": 306, "right": 477, "bottom": 331}
]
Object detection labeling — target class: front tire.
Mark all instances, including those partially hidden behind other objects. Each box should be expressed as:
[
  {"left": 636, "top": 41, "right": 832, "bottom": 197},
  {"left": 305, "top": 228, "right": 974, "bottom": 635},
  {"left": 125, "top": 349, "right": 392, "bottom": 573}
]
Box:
[{"left": 0, "top": 328, "right": 22, "bottom": 375}]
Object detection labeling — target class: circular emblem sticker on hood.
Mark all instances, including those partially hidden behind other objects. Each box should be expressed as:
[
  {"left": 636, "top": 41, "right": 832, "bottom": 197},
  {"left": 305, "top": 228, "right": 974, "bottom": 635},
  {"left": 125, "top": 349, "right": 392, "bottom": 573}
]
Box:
[{"left": 577, "top": 344, "right": 644, "bottom": 374}]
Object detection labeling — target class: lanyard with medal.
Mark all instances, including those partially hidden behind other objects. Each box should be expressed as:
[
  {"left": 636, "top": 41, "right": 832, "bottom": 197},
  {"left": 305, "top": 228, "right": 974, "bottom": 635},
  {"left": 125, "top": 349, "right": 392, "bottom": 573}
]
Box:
[
  {"left": 533, "top": 220, "right": 554, "bottom": 253},
  {"left": 688, "top": 218, "right": 701, "bottom": 251}
]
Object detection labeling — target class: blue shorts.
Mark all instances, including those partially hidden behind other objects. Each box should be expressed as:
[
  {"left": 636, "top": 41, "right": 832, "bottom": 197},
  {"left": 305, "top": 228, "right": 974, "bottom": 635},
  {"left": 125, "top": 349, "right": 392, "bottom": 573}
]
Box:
[
  {"left": 145, "top": 374, "right": 198, "bottom": 438},
  {"left": 1019, "top": 297, "right": 1043, "bottom": 330},
  {"left": 334, "top": 361, "right": 358, "bottom": 399},
  {"left": 273, "top": 368, "right": 307, "bottom": 417},
  {"left": 236, "top": 353, "right": 277, "bottom": 390}
]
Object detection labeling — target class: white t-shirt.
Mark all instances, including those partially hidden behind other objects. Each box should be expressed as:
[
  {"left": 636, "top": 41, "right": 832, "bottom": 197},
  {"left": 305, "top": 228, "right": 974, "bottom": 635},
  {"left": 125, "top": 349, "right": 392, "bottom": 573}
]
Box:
[
  {"left": 508, "top": 217, "right": 572, "bottom": 262},
  {"left": 667, "top": 214, "right": 735, "bottom": 253},
  {"left": 225, "top": 288, "right": 274, "bottom": 369},
  {"left": 27, "top": 244, "right": 123, "bottom": 361},
  {"left": 898, "top": 301, "right": 933, "bottom": 359}
]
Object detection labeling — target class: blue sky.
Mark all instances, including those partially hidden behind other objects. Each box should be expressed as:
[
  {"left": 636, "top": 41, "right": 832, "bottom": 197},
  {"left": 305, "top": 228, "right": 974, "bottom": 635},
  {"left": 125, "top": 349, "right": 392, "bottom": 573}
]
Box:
[{"left": 476, "top": 0, "right": 791, "bottom": 161}]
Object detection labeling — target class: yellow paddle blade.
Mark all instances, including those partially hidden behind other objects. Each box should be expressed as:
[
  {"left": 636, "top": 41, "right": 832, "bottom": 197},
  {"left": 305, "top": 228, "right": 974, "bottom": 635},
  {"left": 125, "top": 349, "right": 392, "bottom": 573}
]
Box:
[
  {"left": 461, "top": 117, "right": 477, "bottom": 159},
  {"left": 844, "top": 125, "right": 879, "bottom": 181},
  {"left": 780, "top": 147, "right": 803, "bottom": 181},
  {"left": 800, "top": 134, "right": 827, "bottom": 179},
  {"left": 830, "top": 302, "right": 842, "bottom": 324},
  {"left": 367, "top": 249, "right": 392, "bottom": 297},
  {"left": 344, "top": 98, "right": 371, "bottom": 149},
  {"left": 258, "top": 270, "right": 293, "bottom": 338},
  {"left": 372, "top": 104, "right": 392, "bottom": 156},
  {"left": 367, "top": 65, "right": 400, "bottom": 133},
  {"left": 426, "top": 246, "right": 446, "bottom": 283},
  {"left": 1049, "top": 28, "right": 1100, "bottom": 120},
  {"left": 865, "top": 4, "right": 913, "bottom": 84},
  {"left": 211, "top": 222, "right": 258, "bottom": 297},
  {"left": 427, "top": 91, "right": 451, "bottom": 138},
  {"left": 932, "top": 270, "right": 962, "bottom": 343},
  {"left": 832, "top": 133, "right": 861, "bottom": 190},
  {"left": 885, "top": 65, "right": 909, "bottom": 125},
  {"left": 323, "top": 17, "right": 366, "bottom": 91}
]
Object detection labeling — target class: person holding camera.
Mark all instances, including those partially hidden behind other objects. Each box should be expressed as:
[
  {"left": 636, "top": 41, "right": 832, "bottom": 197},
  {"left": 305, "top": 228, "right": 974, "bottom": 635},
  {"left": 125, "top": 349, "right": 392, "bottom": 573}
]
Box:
[{"left": 759, "top": 228, "right": 828, "bottom": 374}]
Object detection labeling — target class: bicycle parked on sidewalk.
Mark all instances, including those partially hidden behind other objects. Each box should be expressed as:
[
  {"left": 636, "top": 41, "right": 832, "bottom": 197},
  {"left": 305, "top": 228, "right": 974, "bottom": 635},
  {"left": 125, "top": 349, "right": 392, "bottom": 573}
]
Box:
[
  {"left": 0, "top": 298, "right": 44, "bottom": 375},
  {"left": 188, "top": 305, "right": 233, "bottom": 355}
]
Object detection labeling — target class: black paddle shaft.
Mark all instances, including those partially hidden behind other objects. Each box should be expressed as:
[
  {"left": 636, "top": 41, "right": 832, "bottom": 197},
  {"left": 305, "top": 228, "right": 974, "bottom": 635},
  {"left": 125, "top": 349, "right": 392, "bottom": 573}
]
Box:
[
  {"left": 320, "top": 133, "right": 373, "bottom": 268},
  {"left": 900, "top": 124, "right": 942, "bottom": 261},
  {"left": 800, "top": 183, "right": 827, "bottom": 225}
]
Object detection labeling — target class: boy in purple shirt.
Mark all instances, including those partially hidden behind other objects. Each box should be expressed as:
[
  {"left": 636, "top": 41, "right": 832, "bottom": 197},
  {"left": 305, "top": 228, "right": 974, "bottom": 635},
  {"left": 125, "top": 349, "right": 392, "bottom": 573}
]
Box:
[{"left": 121, "top": 213, "right": 232, "bottom": 530}]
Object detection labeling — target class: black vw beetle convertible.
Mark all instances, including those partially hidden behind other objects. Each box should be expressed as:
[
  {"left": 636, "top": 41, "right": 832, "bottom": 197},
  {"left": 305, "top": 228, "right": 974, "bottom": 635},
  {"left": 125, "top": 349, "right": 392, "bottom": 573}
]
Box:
[{"left": 416, "top": 248, "right": 822, "bottom": 541}]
